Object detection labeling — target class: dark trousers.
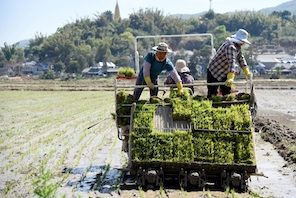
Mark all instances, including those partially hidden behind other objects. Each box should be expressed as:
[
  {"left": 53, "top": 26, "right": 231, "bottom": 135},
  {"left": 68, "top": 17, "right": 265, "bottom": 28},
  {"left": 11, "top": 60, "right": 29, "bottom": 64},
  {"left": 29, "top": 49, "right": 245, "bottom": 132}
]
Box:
[
  {"left": 207, "top": 69, "right": 231, "bottom": 98},
  {"left": 133, "top": 77, "right": 158, "bottom": 101}
]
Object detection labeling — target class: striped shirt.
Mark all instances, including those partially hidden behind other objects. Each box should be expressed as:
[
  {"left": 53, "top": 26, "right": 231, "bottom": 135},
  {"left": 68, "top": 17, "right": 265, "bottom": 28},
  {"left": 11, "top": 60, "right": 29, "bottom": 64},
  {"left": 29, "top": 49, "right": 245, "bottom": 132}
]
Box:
[{"left": 207, "top": 39, "right": 248, "bottom": 81}]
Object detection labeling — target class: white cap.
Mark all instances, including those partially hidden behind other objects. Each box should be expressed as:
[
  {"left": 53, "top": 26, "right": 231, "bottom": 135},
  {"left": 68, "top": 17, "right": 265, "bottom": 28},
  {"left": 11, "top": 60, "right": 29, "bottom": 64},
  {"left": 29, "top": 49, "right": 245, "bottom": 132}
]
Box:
[
  {"left": 175, "top": 59, "right": 190, "bottom": 73},
  {"left": 231, "top": 29, "right": 251, "bottom": 44}
]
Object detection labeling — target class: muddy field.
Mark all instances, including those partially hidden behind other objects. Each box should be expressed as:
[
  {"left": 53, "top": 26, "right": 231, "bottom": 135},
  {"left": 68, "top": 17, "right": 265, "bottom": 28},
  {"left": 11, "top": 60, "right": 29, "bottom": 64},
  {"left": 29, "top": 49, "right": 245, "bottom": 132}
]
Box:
[
  {"left": 0, "top": 78, "right": 296, "bottom": 198},
  {"left": 249, "top": 89, "right": 296, "bottom": 198}
]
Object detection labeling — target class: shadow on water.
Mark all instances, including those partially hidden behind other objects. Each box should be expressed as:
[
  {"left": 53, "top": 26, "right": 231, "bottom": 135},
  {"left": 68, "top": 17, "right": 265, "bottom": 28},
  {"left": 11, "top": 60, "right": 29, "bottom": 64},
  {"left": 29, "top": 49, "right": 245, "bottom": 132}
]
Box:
[
  {"left": 62, "top": 165, "right": 121, "bottom": 194},
  {"left": 62, "top": 166, "right": 122, "bottom": 195},
  {"left": 63, "top": 165, "right": 105, "bottom": 191}
]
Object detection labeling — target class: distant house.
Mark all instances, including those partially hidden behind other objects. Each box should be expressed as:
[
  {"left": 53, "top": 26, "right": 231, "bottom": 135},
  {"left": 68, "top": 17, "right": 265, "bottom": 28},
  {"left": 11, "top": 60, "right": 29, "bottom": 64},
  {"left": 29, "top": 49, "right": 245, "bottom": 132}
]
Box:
[
  {"left": 82, "top": 67, "right": 103, "bottom": 76},
  {"left": 256, "top": 53, "right": 291, "bottom": 70},
  {"left": 0, "top": 67, "right": 15, "bottom": 77},
  {"left": 257, "top": 53, "right": 296, "bottom": 75},
  {"left": 254, "top": 62, "right": 267, "bottom": 75},
  {"left": 82, "top": 68, "right": 91, "bottom": 76},
  {"left": 272, "top": 62, "right": 296, "bottom": 75},
  {"left": 22, "top": 61, "right": 44, "bottom": 75},
  {"left": 106, "top": 67, "right": 119, "bottom": 76},
  {"left": 82, "top": 62, "right": 119, "bottom": 77}
]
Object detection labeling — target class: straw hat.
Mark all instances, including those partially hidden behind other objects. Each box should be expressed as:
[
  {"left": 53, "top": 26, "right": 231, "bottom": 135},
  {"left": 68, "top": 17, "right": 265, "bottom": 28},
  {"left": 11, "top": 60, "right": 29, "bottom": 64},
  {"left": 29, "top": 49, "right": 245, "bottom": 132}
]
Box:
[
  {"left": 175, "top": 59, "right": 190, "bottom": 73},
  {"left": 231, "top": 29, "right": 251, "bottom": 44},
  {"left": 152, "top": 42, "right": 172, "bottom": 53}
]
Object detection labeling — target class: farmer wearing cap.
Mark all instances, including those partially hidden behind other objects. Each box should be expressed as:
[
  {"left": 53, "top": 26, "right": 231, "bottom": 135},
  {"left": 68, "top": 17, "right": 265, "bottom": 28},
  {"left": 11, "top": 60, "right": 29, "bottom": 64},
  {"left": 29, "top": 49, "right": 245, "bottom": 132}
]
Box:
[
  {"left": 207, "top": 29, "right": 252, "bottom": 98},
  {"left": 133, "top": 42, "right": 183, "bottom": 101},
  {"left": 165, "top": 59, "right": 195, "bottom": 94}
]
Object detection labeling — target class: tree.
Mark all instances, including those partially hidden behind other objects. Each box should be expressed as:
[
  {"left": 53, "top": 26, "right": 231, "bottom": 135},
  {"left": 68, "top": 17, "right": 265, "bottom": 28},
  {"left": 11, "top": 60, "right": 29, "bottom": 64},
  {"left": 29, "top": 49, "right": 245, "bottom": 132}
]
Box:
[
  {"left": 53, "top": 61, "right": 66, "bottom": 72},
  {"left": 20, "top": 7, "right": 296, "bottom": 76},
  {"left": 185, "top": 17, "right": 201, "bottom": 34},
  {"left": 212, "top": 25, "right": 229, "bottom": 48},
  {"left": 0, "top": 51, "right": 6, "bottom": 67},
  {"left": 66, "top": 60, "right": 80, "bottom": 73},
  {"left": 1, "top": 42, "right": 19, "bottom": 62},
  {"left": 204, "top": 10, "right": 215, "bottom": 20},
  {"left": 40, "top": 69, "right": 55, "bottom": 79},
  {"left": 95, "top": 39, "right": 111, "bottom": 63},
  {"left": 15, "top": 48, "right": 25, "bottom": 63}
]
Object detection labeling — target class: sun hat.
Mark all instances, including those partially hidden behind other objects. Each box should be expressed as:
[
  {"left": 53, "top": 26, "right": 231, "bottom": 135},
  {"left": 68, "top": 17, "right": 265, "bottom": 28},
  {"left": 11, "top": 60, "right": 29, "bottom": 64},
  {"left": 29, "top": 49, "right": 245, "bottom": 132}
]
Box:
[
  {"left": 152, "top": 42, "right": 173, "bottom": 53},
  {"left": 231, "top": 29, "right": 251, "bottom": 44},
  {"left": 175, "top": 59, "right": 190, "bottom": 73}
]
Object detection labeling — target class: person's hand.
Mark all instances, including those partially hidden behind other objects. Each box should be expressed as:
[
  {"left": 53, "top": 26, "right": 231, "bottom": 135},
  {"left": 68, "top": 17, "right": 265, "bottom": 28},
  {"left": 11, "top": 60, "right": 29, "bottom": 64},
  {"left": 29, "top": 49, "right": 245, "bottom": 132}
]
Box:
[
  {"left": 225, "top": 79, "right": 233, "bottom": 87},
  {"left": 243, "top": 67, "right": 251, "bottom": 79},
  {"left": 176, "top": 81, "right": 183, "bottom": 95},
  {"left": 147, "top": 82, "right": 155, "bottom": 89},
  {"left": 225, "top": 72, "right": 235, "bottom": 87},
  {"left": 144, "top": 76, "right": 154, "bottom": 90},
  {"left": 178, "top": 89, "right": 184, "bottom": 95}
]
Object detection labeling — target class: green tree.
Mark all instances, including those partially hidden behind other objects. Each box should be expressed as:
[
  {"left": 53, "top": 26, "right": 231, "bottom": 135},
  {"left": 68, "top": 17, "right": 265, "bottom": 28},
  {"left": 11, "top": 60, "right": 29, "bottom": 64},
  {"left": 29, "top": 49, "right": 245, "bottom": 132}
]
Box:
[
  {"left": 15, "top": 48, "right": 25, "bottom": 63},
  {"left": 40, "top": 69, "right": 55, "bottom": 79},
  {"left": 0, "top": 51, "right": 7, "bottom": 67},
  {"left": 185, "top": 16, "right": 201, "bottom": 34},
  {"left": 1, "top": 42, "right": 19, "bottom": 62},
  {"left": 20, "top": 7, "right": 296, "bottom": 74},
  {"left": 95, "top": 39, "right": 111, "bottom": 63},
  {"left": 39, "top": 33, "right": 74, "bottom": 67},
  {"left": 67, "top": 60, "right": 80, "bottom": 73},
  {"left": 212, "top": 25, "right": 230, "bottom": 48},
  {"left": 53, "top": 61, "right": 66, "bottom": 72}
]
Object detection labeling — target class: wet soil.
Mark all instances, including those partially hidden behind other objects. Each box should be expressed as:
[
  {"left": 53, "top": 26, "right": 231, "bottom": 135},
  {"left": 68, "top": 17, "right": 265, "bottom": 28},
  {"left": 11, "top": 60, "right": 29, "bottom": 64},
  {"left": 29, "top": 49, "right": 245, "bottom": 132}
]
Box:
[
  {"left": 254, "top": 89, "right": 296, "bottom": 166},
  {"left": 247, "top": 89, "right": 296, "bottom": 198}
]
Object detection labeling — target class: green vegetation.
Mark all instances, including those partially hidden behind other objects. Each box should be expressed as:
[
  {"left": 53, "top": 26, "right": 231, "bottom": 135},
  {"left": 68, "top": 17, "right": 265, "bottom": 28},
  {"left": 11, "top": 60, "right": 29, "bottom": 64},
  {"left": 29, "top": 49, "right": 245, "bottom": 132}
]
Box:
[
  {"left": 32, "top": 163, "right": 59, "bottom": 198},
  {"left": 115, "top": 90, "right": 135, "bottom": 126},
  {"left": 118, "top": 67, "right": 135, "bottom": 77},
  {"left": 125, "top": 91, "right": 255, "bottom": 164},
  {"left": 1, "top": 8, "right": 296, "bottom": 76}
]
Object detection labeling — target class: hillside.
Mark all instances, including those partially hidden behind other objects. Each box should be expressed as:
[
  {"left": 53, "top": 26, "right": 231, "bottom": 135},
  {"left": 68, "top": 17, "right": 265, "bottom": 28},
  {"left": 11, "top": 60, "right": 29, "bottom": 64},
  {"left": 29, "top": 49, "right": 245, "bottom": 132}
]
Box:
[
  {"left": 174, "top": 0, "right": 296, "bottom": 19},
  {"left": 259, "top": 0, "right": 296, "bottom": 14}
]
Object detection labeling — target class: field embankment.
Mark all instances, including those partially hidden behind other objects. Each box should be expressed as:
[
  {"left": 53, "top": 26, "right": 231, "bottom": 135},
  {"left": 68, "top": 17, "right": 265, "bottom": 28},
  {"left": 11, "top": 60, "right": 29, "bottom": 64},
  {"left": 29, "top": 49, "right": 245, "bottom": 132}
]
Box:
[{"left": 1, "top": 77, "right": 296, "bottom": 91}]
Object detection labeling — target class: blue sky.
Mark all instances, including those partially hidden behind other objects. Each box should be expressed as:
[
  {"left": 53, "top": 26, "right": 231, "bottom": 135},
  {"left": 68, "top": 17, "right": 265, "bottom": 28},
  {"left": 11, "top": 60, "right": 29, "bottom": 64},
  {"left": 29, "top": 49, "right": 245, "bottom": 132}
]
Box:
[{"left": 0, "top": 0, "right": 289, "bottom": 47}]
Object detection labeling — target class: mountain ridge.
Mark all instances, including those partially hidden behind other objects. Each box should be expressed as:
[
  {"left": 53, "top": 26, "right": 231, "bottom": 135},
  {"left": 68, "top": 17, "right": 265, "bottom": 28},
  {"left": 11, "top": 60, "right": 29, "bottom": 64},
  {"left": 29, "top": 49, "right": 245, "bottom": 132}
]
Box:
[{"left": 173, "top": 0, "right": 296, "bottom": 19}]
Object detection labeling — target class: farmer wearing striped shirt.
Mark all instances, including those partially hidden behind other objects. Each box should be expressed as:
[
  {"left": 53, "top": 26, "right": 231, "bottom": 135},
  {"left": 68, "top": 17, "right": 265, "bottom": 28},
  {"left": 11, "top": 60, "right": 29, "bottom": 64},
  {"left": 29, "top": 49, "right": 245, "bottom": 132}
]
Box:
[{"left": 207, "top": 29, "right": 252, "bottom": 98}]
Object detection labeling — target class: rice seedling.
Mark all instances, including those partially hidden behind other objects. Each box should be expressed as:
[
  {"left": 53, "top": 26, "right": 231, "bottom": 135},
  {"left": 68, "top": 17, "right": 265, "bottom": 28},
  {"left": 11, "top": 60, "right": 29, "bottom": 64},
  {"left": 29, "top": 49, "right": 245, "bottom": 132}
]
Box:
[
  {"left": 138, "top": 186, "right": 145, "bottom": 198},
  {"left": 0, "top": 90, "right": 116, "bottom": 197},
  {"left": 159, "top": 185, "right": 164, "bottom": 195},
  {"left": 32, "top": 163, "right": 59, "bottom": 198}
]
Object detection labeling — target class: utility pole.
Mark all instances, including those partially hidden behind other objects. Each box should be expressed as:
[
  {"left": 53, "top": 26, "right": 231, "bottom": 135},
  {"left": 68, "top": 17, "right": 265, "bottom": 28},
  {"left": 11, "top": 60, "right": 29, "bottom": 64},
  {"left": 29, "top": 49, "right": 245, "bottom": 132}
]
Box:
[{"left": 209, "top": 0, "right": 212, "bottom": 11}]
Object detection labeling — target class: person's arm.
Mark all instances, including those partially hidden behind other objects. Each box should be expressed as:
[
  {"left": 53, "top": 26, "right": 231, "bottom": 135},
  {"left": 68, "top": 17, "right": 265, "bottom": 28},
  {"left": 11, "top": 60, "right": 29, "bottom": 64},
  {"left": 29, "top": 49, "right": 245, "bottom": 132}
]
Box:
[
  {"left": 169, "top": 69, "right": 181, "bottom": 83},
  {"left": 169, "top": 69, "right": 183, "bottom": 94},
  {"left": 237, "top": 51, "right": 251, "bottom": 79},
  {"left": 164, "top": 75, "right": 174, "bottom": 84},
  {"left": 143, "top": 60, "right": 154, "bottom": 89},
  {"left": 225, "top": 45, "right": 237, "bottom": 87}
]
